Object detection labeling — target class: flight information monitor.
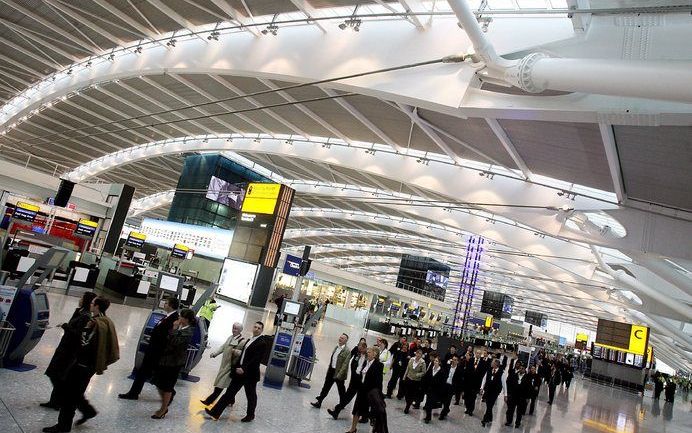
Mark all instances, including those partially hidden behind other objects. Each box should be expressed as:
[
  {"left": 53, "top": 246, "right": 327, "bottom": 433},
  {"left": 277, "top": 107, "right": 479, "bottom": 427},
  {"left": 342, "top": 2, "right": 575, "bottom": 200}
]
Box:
[
  {"left": 74, "top": 219, "right": 98, "bottom": 238},
  {"left": 13, "top": 202, "right": 39, "bottom": 222},
  {"left": 595, "top": 319, "right": 649, "bottom": 355}
]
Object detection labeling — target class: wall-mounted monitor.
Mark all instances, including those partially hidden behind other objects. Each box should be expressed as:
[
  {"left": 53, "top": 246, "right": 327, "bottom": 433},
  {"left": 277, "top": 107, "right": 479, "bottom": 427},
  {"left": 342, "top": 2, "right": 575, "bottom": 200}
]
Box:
[
  {"left": 217, "top": 258, "right": 258, "bottom": 304},
  {"left": 206, "top": 176, "right": 245, "bottom": 209},
  {"left": 74, "top": 219, "right": 98, "bottom": 238},
  {"left": 283, "top": 300, "right": 301, "bottom": 316},
  {"left": 425, "top": 270, "right": 448, "bottom": 288},
  {"left": 125, "top": 231, "right": 146, "bottom": 249},
  {"left": 158, "top": 272, "right": 183, "bottom": 293},
  {"left": 12, "top": 202, "right": 39, "bottom": 222},
  {"left": 171, "top": 243, "right": 190, "bottom": 260},
  {"left": 140, "top": 218, "right": 233, "bottom": 260}
]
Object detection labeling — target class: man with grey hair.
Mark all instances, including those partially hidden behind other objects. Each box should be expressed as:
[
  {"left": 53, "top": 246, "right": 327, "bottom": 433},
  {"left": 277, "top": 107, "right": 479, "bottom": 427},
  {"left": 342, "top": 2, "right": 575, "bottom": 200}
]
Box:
[{"left": 201, "top": 322, "right": 245, "bottom": 405}]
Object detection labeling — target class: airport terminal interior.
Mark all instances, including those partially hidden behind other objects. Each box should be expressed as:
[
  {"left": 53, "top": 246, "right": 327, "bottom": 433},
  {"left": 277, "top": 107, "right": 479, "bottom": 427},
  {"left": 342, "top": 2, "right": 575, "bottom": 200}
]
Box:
[{"left": 0, "top": 1, "right": 690, "bottom": 433}]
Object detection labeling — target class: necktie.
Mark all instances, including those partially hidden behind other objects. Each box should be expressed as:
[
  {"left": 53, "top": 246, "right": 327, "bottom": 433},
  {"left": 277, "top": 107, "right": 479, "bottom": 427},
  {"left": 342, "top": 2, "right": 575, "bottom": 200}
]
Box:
[{"left": 331, "top": 346, "right": 338, "bottom": 365}]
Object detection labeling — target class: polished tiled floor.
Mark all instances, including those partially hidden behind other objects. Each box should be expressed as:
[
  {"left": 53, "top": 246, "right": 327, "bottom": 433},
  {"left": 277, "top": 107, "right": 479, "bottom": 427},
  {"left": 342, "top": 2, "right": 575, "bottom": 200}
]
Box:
[{"left": 1, "top": 293, "right": 690, "bottom": 433}]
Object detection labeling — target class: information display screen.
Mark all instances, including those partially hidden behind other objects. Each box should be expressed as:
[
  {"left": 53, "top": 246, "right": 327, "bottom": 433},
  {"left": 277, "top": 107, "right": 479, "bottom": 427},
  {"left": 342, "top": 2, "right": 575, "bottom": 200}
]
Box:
[
  {"left": 140, "top": 219, "right": 233, "bottom": 260},
  {"left": 425, "top": 270, "right": 448, "bottom": 288},
  {"left": 241, "top": 183, "right": 281, "bottom": 215},
  {"left": 217, "top": 258, "right": 258, "bottom": 304},
  {"left": 595, "top": 319, "right": 649, "bottom": 355},
  {"left": 13, "top": 202, "right": 39, "bottom": 222},
  {"left": 171, "top": 243, "right": 189, "bottom": 259},
  {"left": 126, "top": 231, "right": 146, "bottom": 249},
  {"left": 206, "top": 176, "right": 245, "bottom": 209},
  {"left": 159, "top": 274, "right": 182, "bottom": 292},
  {"left": 74, "top": 219, "right": 98, "bottom": 238},
  {"left": 283, "top": 300, "right": 301, "bottom": 316}
]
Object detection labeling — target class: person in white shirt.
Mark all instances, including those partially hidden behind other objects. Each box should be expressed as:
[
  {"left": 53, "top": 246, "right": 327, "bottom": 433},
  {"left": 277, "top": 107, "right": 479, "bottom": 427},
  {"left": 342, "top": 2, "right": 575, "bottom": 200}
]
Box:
[
  {"left": 378, "top": 339, "right": 392, "bottom": 375},
  {"left": 312, "top": 333, "right": 350, "bottom": 408},
  {"left": 201, "top": 322, "right": 245, "bottom": 405}
]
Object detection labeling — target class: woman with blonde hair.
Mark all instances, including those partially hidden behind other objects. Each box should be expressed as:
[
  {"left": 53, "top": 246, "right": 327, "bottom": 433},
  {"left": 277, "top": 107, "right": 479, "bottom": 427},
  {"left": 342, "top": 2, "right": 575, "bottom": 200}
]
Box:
[
  {"left": 201, "top": 322, "right": 244, "bottom": 405},
  {"left": 346, "top": 346, "right": 383, "bottom": 433}
]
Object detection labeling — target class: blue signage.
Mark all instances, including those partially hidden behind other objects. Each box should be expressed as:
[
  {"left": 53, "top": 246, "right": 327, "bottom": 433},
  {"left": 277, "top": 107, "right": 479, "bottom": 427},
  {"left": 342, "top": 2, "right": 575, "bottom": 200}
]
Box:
[{"left": 283, "top": 254, "right": 302, "bottom": 276}]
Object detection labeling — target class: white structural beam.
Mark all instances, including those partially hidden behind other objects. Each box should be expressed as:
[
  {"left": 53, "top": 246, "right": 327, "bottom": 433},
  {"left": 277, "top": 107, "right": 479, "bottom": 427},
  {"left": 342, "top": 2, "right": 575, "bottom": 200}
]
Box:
[
  {"left": 598, "top": 122, "right": 626, "bottom": 203},
  {"left": 257, "top": 78, "right": 351, "bottom": 143},
  {"left": 395, "top": 103, "right": 464, "bottom": 165},
  {"left": 289, "top": 0, "right": 327, "bottom": 33},
  {"left": 320, "top": 88, "right": 405, "bottom": 153},
  {"left": 485, "top": 118, "right": 533, "bottom": 180},
  {"left": 208, "top": 0, "right": 259, "bottom": 36},
  {"left": 59, "top": 136, "right": 692, "bottom": 261},
  {"left": 146, "top": 0, "right": 198, "bottom": 33},
  {"left": 92, "top": 0, "right": 159, "bottom": 39},
  {"left": 397, "top": 0, "right": 429, "bottom": 29}
]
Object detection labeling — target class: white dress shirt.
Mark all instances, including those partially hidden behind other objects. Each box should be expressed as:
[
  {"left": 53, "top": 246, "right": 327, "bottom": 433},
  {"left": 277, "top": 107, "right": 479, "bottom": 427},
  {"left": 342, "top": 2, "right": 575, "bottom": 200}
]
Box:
[
  {"left": 446, "top": 366, "right": 457, "bottom": 385},
  {"left": 362, "top": 359, "right": 374, "bottom": 376},
  {"left": 331, "top": 345, "right": 345, "bottom": 369},
  {"left": 240, "top": 335, "right": 259, "bottom": 364}
]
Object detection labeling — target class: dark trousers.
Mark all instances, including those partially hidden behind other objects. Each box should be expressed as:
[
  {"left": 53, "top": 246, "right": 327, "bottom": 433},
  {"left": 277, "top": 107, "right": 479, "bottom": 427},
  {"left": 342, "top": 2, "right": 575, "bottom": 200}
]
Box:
[
  {"left": 464, "top": 389, "right": 478, "bottom": 414},
  {"left": 424, "top": 392, "right": 442, "bottom": 420},
  {"left": 548, "top": 385, "right": 557, "bottom": 404},
  {"left": 506, "top": 397, "right": 528, "bottom": 426},
  {"left": 127, "top": 354, "right": 157, "bottom": 396},
  {"left": 210, "top": 377, "right": 258, "bottom": 418},
  {"left": 404, "top": 379, "right": 422, "bottom": 409},
  {"left": 440, "top": 383, "right": 454, "bottom": 416},
  {"left": 317, "top": 367, "right": 346, "bottom": 402},
  {"left": 564, "top": 377, "right": 572, "bottom": 389},
  {"left": 453, "top": 385, "right": 463, "bottom": 404},
  {"left": 203, "top": 387, "right": 223, "bottom": 404},
  {"left": 386, "top": 364, "right": 405, "bottom": 397},
  {"left": 47, "top": 376, "right": 65, "bottom": 406},
  {"left": 335, "top": 379, "right": 361, "bottom": 412},
  {"left": 57, "top": 364, "right": 96, "bottom": 429},
  {"left": 481, "top": 393, "right": 499, "bottom": 424},
  {"left": 529, "top": 394, "right": 538, "bottom": 414}
]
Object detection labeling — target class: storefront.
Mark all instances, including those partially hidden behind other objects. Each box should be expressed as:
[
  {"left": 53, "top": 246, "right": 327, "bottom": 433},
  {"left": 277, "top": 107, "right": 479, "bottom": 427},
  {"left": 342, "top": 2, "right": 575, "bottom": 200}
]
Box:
[{"left": 273, "top": 272, "right": 370, "bottom": 310}]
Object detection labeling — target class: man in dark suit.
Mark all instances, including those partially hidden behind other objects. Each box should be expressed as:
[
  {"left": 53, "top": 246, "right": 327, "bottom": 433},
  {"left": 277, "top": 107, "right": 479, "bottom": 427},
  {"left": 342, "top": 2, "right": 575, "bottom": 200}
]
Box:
[
  {"left": 439, "top": 355, "right": 463, "bottom": 420},
  {"left": 119, "top": 298, "right": 179, "bottom": 400},
  {"left": 527, "top": 365, "right": 541, "bottom": 415},
  {"left": 463, "top": 352, "right": 482, "bottom": 415},
  {"left": 206, "top": 321, "right": 268, "bottom": 422},
  {"left": 385, "top": 336, "right": 408, "bottom": 399},
  {"left": 505, "top": 362, "right": 532, "bottom": 428},
  {"left": 311, "top": 333, "right": 350, "bottom": 408},
  {"left": 481, "top": 359, "right": 503, "bottom": 427},
  {"left": 327, "top": 340, "right": 367, "bottom": 419}
]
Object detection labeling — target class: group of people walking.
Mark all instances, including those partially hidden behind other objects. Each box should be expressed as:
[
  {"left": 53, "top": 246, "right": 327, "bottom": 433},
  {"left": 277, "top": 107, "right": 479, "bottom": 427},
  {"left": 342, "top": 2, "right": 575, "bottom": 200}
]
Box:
[
  {"left": 312, "top": 335, "right": 579, "bottom": 431},
  {"left": 40, "top": 294, "right": 199, "bottom": 432}
]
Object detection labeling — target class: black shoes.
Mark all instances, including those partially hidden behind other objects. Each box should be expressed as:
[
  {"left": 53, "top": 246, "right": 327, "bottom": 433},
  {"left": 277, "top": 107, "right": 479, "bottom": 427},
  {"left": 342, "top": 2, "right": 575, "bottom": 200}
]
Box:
[
  {"left": 39, "top": 402, "right": 61, "bottom": 411},
  {"left": 439, "top": 413, "right": 447, "bottom": 420},
  {"left": 327, "top": 409, "right": 340, "bottom": 420},
  {"left": 310, "top": 401, "right": 322, "bottom": 408},
  {"left": 75, "top": 410, "right": 97, "bottom": 426},
  {"left": 118, "top": 393, "right": 138, "bottom": 400},
  {"left": 505, "top": 422, "right": 513, "bottom": 426},
  {"left": 200, "top": 399, "right": 213, "bottom": 405},
  {"left": 424, "top": 417, "right": 431, "bottom": 424},
  {"left": 515, "top": 423, "right": 521, "bottom": 428},
  {"left": 151, "top": 409, "right": 168, "bottom": 419},
  {"left": 42, "top": 426, "right": 70, "bottom": 433},
  {"left": 204, "top": 408, "right": 220, "bottom": 421},
  {"left": 241, "top": 415, "right": 254, "bottom": 423},
  {"left": 358, "top": 417, "right": 369, "bottom": 424}
]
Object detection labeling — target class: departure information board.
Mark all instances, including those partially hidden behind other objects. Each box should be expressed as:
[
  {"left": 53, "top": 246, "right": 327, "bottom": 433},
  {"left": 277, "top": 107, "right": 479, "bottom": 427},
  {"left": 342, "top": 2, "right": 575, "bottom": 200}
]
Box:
[{"left": 595, "top": 319, "right": 649, "bottom": 356}]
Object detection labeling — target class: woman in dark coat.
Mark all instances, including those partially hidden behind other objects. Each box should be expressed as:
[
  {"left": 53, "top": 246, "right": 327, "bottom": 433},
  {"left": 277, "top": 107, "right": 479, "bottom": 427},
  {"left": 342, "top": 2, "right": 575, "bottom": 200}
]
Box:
[
  {"left": 423, "top": 357, "right": 447, "bottom": 423},
  {"left": 41, "top": 291, "right": 98, "bottom": 409},
  {"left": 151, "top": 308, "right": 195, "bottom": 419},
  {"left": 346, "top": 346, "right": 383, "bottom": 433}
]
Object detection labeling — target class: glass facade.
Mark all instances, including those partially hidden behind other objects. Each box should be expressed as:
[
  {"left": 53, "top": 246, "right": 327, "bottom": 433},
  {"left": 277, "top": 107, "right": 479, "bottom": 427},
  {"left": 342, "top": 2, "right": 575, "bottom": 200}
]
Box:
[{"left": 167, "top": 154, "right": 270, "bottom": 230}]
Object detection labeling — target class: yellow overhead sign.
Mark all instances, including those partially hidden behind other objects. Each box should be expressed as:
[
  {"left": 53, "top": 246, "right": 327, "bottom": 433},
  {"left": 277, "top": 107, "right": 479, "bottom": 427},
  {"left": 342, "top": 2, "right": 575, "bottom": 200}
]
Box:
[
  {"left": 17, "top": 202, "right": 40, "bottom": 212},
  {"left": 78, "top": 219, "right": 99, "bottom": 228},
  {"left": 129, "top": 231, "right": 147, "bottom": 240},
  {"left": 173, "top": 243, "right": 190, "bottom": 252},
  {"left": 628, "top": 325, "right": 648, "bottom": 356},
  {"left": 241, "top": 183, "right": 281, "bottom": 214},
  {"left": 576, "top": 333, "right": 589, "bottom": 342},
  {"left": 485, "top": 316, "right": 493, "bottom": 328}
]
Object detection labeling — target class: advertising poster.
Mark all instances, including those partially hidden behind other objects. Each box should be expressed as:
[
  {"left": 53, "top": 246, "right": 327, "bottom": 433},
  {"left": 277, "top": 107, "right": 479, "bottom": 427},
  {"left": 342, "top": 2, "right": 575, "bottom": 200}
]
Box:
[{"left": 0, "top": 285, "right": 18, "bottom": 322}]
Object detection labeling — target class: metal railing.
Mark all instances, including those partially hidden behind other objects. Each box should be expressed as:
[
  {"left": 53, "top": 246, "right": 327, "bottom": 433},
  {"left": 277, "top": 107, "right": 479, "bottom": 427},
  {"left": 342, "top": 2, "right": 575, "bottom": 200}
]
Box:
[{"left": 0, "top": 320, "right": 16, "bottom": 367}]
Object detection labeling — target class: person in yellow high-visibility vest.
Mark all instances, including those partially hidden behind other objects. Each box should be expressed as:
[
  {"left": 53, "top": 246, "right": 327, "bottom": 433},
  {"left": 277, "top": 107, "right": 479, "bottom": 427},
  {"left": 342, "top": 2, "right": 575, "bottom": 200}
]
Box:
[{"left": 199, "top": 296, "right": 220, "bottom": 329}]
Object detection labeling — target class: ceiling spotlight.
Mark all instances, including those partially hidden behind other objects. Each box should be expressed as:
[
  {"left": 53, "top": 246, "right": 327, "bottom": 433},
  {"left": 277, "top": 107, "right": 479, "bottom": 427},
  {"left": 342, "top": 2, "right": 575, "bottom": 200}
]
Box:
[
  {"left": 207, "top": 31, "right": 219, "bottom": 41},
  {"left": 339, "top": 18, "right": 362, "bottom": 31},
  {"left": 66, "top": 68, "right": 73, "bottom": 75},
  {"left": 85, "top": 61, "right": 92, "bottom": 67},
  {"left": 108, "top": 53, "right": 115, "bottom": 61},
  {"left": 338, "top": 22, "right": 347, "bottom": 30},
  {"left": 134, "top": 46, "right": 142, "bottom": 54},
  {"left": 261, "top": 24, "right": 279, "bottom": 36},
  {"left": 167, "top": 39, "right": 176, "bottom": 47},
  {"left": 321, "top": 143, "right": 331, "bottom": 149}
]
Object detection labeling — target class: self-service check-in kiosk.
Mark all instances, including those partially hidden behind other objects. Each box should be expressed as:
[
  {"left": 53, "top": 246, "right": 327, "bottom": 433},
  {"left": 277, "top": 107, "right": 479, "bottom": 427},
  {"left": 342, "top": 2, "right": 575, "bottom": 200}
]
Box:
[
  {"left": 263, "top": 299, "right": 304, "bottom": 389},
  {"left": 132, "top": 274, "right": 211, "bottom": 381},
  {"left": 2, "top": 247, "right": 69, "bottom": 370}
]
